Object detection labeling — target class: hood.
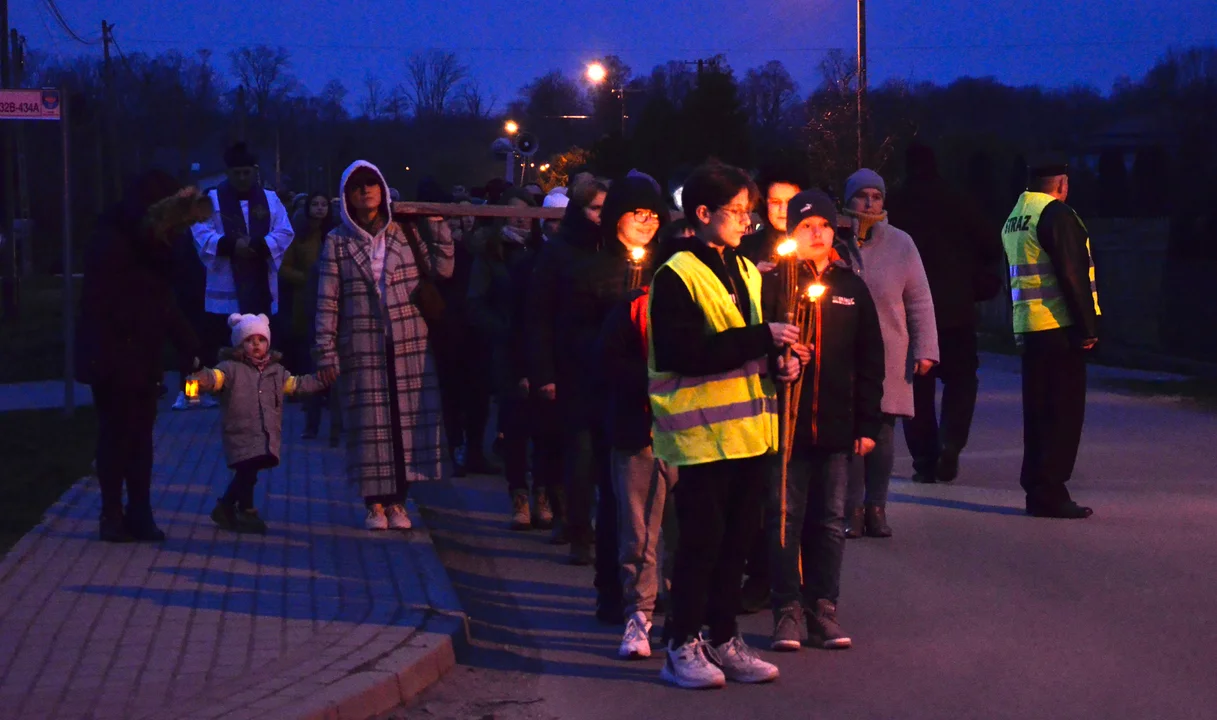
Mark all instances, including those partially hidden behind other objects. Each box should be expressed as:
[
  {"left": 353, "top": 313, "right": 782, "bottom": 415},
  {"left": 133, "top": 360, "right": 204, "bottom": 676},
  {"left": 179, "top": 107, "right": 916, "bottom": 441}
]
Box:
[
  {"left": 601, "top": 176, "right": 670, "bottom": 246},
  {"left": 559, "top": 199, "right": 602, "bottom": 251},
  {"left": 338, "top": 160, "right": 392, "bottom": 241}
]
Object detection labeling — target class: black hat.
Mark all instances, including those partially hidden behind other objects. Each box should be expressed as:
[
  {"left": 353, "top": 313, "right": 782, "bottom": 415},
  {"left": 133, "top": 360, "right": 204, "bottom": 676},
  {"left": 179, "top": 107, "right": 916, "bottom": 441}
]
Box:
[
  {"left": 1027, "top": 152, "right": 1069, "bottom": 178},
  {"left": 786, "top": 190, "right": 838, "bottom": 231},
  {"left": 223, "top": 142, "right": 258, "bottom": 169}
]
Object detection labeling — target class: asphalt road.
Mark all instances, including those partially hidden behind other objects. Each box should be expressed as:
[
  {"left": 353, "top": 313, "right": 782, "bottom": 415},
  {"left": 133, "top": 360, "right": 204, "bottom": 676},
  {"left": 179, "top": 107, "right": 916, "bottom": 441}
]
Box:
[{"left": 395, "top": 355, "right": 1217, "bottom": 720}]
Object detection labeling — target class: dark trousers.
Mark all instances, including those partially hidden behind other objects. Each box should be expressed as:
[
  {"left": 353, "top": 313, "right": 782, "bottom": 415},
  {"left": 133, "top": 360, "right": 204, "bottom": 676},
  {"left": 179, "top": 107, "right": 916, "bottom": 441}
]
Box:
[
  {"left": 502, "top": 393, "right": 560, "bottom": 495},
  {"left": 903, "top": 326, "right": 981, "bottom": 475},
  {"left": 769, "top": 449, "right": 849, "bottom": 609},
  {"left": 1020, "top": 329, "right": 1088, "bottom": 506},
  {"left": 436, "top": 341, "right": 490, "bottom": 459},
  {"left": 93, "top": 385, "right": 158, "bottom": 518},
  {"left": 367, "top": 344, "right": 411, "bottom": 508},
  {"left": 594, "top": 440, "right": 620, "bottom": 608},
  {"left": 665, "top": 454, "right": 769, "bottom": 647},
  {"left": 222, "top": 456, "right": 277, "bottom": 510}
]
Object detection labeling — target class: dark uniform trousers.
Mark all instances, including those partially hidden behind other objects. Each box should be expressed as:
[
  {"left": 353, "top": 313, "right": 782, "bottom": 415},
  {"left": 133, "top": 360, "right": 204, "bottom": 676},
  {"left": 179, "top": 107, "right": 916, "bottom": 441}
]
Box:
[
  {"left": 1019, "top": 328, "right": 1087, "bottom": 506},
  {"left": 903, "top": 326, "right": 981, "bottom": 475}
]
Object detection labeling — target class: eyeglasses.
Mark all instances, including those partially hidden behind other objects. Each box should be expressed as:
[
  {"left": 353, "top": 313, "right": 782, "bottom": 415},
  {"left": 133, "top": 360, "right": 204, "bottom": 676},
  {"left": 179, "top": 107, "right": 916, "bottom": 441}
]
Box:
[
  {"left": 717, "top": 206, "right": 752, "bottom": 224},
  {"left": 633, "top": 209, "right": 660, "bottom": 224}
]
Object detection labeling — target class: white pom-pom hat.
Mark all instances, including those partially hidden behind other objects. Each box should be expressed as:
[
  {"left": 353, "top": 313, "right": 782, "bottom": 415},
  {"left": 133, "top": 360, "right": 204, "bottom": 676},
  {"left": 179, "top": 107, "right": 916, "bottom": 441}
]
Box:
[{"left": 229, "top": 313, "right": 271, "bottom": 347}]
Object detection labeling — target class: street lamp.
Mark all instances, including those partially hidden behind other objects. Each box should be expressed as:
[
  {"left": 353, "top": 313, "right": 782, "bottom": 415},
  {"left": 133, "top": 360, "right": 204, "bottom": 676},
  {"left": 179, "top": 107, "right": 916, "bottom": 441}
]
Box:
[
  {"left": 504, "top": 119, "right": 520, "bottom": 135},
  {"left": 586, "top": 62, "right": 608, "bottom": 84}
]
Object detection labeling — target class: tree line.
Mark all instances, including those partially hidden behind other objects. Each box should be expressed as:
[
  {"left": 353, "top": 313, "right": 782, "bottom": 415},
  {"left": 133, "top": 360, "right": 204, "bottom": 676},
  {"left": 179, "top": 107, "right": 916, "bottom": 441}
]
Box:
[{"left": 9, "top": 43, "right": 1217, "bottom": 274}]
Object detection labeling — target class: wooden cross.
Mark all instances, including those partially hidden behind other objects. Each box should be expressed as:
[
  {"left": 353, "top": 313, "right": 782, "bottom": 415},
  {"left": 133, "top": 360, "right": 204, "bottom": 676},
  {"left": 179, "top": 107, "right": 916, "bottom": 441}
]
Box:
[{"left": 391, "top": 202, "right": 565, "bottom": 220}]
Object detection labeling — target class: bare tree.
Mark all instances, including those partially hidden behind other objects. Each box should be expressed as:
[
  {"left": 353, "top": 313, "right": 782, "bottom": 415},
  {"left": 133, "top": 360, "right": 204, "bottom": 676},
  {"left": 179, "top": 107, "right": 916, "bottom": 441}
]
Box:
[
  {"left": 383, "top": 84, "right": 410, "bottom": 122},
  {"left": 361, "top": 71, "right": 384, "bottom": 118},
  {"left": 742, "top": 60, "right": 799, "bottom": 133},
  {"left": 454, "top": 80, "right": 495, "bottom": 117},
  {"left": 405, "top": 50, "right": 468, "bottom": 116},
  {"left": 228, "top": 45, "right": 297, "bottom": 116},
  {"left": 319, "top": 79, "right": 349, "bottom": 122}
]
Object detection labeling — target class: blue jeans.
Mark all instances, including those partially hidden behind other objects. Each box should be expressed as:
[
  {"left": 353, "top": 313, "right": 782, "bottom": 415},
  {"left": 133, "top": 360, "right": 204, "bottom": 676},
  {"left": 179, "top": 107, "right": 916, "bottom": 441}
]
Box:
[
  {"left": 768, "top": 449, "right": 850, "bottom": 608},
  {"left": 846, "top": 415, "right": 896, "bottom": 511}
]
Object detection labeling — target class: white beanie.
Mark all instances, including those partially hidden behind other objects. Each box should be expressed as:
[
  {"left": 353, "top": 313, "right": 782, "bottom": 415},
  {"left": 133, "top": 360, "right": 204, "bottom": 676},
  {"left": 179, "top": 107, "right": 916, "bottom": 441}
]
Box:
[
  {"left": 229, "top": 313, "right": 271, "bottom": 347},
  {"left": 543, "top": 191, "right": 569, "bottom": 209}
]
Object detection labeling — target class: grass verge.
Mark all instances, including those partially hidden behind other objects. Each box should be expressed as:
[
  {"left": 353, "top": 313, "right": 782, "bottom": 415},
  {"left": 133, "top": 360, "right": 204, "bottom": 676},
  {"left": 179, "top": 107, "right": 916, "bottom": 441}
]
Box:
[{"left": 0, "top": 406, "right": 98, "bottom": 553}]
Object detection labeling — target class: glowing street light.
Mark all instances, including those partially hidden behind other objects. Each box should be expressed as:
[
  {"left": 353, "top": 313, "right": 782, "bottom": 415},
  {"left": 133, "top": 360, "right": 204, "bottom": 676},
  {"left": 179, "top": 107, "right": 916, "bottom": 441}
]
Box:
[
  {"left": 586, "top": 62, "right": 608, "bottom": 84},
  {"left": 504, "top": 120, "right": 520, "bottom": 134}
]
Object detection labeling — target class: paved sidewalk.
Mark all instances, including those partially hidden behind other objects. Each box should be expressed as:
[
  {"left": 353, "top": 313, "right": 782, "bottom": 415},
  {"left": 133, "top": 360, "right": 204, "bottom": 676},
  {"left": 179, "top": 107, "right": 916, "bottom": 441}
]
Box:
[{"left": 0, "top": 401, "right": 465, "bottom": 720}]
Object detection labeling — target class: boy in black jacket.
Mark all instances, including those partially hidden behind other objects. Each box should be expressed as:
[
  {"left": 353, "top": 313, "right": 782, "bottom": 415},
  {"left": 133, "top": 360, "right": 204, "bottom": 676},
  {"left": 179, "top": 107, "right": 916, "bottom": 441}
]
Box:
[{"left": 763, "top": 191, "right": 885, "bottom": 652}]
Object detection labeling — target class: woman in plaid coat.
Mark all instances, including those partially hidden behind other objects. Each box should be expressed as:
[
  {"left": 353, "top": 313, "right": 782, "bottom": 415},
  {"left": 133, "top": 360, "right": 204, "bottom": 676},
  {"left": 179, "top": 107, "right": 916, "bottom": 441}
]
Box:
[{"left": 315, "top": 160, "right": 454, "bottom": 530}]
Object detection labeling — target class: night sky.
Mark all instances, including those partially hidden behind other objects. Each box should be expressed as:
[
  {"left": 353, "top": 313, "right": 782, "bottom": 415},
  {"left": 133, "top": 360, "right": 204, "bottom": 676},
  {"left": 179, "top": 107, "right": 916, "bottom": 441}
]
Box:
[{"left": 12, "top": 0, "right": 1217, "bottom": 109}]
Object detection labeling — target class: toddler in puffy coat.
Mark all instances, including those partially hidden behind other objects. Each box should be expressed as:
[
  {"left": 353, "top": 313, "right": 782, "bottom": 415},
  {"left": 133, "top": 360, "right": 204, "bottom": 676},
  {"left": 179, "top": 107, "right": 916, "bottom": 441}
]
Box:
[{"left": 189, "top": 313, "right": 328, "bottom": 533}]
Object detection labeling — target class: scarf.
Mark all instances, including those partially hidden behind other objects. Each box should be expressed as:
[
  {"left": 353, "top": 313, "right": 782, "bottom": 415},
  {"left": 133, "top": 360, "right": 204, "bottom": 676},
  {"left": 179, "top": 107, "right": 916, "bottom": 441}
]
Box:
[
  {"left": 245, "top": 352, "right": 272, "bottom": 372},
  {"left": 217, "top": 181, "right": 273, "bottom": 315},
  {"left": 844, "top": 208, "right": 888, "bottom": 244}
]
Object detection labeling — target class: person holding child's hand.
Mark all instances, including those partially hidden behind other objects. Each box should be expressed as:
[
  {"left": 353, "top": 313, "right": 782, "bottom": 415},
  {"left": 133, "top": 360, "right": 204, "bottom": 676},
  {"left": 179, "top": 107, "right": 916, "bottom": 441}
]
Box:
[{"left": 189, "top": 313, "right": 328, "bottom": 534}]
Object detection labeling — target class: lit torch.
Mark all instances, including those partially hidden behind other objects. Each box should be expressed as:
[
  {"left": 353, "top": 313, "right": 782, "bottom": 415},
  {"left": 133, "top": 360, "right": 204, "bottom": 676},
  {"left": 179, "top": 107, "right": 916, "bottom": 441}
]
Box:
[
  {"left": 626, "top": 245, "right": 647, "bottom": 290},
  {"left": 775, "top": 238, "right": 801, "bottom": 548}
]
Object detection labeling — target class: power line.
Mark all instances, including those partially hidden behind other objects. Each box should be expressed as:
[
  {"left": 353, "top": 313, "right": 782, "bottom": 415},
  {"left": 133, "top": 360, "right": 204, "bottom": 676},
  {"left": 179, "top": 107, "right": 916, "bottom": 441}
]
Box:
[{"left": 41, "top": 0, "right": 98, "bottom": 45}]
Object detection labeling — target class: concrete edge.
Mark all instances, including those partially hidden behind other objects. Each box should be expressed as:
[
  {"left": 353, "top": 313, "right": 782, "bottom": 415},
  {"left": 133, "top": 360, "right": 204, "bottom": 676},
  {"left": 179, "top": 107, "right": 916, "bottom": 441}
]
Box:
[{"left": 287, "top": 507, "right": 470, "bottom": 720}]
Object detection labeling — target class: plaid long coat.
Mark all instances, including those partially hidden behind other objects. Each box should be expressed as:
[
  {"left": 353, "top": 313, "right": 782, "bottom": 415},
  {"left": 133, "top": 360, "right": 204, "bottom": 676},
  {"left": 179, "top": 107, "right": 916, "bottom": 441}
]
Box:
[{"left": 315, "top": 161, "right": 454, "bottom": 496}]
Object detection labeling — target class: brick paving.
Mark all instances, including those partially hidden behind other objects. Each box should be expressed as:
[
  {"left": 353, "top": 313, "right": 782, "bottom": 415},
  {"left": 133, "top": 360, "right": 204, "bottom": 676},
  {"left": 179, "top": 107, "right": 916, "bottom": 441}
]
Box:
[{"left": 0, "top": 401, "right": 463, "bottom": 720}]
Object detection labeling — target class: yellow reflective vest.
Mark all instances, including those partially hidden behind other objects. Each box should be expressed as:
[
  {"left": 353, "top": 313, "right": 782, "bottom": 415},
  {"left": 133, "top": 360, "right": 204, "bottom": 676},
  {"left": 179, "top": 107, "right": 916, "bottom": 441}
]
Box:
[
  {"left": 646, "top": 250, "right": 779, "bottom": 467},
  {"left": 1001, "top": 192, "right": 1101, "bottom": 333}
]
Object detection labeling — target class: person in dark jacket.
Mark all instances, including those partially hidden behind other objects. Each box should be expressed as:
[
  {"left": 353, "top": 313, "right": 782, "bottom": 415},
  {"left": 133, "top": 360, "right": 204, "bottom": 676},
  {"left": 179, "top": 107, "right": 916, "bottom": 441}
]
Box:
[
  {"left": 467, "top": 188, "right": 554, "bottom": 529},
  {"left": 648, "top": 161, "right": 804, "bottom": 689},
  {"left": 762, "top": 191, "right": 885, "bottom": 653},
  {"left": 738, "top": 163, "right": 808, "bottom": 267},
  {"left": 887, "top": 144, "right": 1004, "bottom": 483},
  {"left": 577, "top": 174, "right": 673, "bottom": 643},
  {"left": 76, "top": 170, "right": 210, "bottom": 542},
  {"left": 527, "top": 177, "right": 609, "bottom": 549},
  {"left": 426, "top": 178, "right": 496, "bottom": 477}
]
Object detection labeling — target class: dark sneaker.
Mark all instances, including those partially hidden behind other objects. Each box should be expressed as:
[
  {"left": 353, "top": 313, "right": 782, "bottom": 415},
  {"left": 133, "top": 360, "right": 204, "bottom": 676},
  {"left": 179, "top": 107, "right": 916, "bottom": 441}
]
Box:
[
  {"left": 807, "top": 599, "right": 852, "bottom": 649},
  {"left": 211, "top": 500, "right": 242, "bottom": 532},
  {"left": 124, "top": 507, "right": 166, "bottom": 542},
  {"left": 936, "top": 446, "right": 961, "bottom": 482},
  {"left": 510, "top": 490, "right": 532, "bottom": 531},
  {"left": 911, "top": 472, "right": 936, "bottom": 484},
  {"left": 771, "top": 603, "right": 805, "bottom": 652},
  {"left": 864, "top": 504, "right": 892, "bottom": 538},
  {"left": 99, "top": 513, "right": 134, "bottom": 543},
  {"left": 239, "top": 509, "right": 269, "bottom": 535},
  {"left": 1026, "top": 500, "right": 1093, "bottom": 519}
]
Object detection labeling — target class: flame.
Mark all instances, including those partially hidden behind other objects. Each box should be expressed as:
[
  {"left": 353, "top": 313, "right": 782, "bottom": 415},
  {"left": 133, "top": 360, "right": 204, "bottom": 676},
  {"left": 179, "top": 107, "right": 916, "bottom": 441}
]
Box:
[
  {"left": 775, "top": 239, "right": 798, "bottom": 258},
  {"left": 807, "top": 283, "right": 827, "bottom": 300},
  {"left": 630, "top": 246, "right": 646, "bottom": 262},
  {"left": 185, "top": 379, "right": 199, "bottom": 399}
]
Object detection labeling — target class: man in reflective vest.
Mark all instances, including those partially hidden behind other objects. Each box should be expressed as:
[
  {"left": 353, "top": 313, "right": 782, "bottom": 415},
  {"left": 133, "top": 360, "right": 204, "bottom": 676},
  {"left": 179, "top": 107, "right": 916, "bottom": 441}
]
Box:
[
  {"left": 647, "top": 161, "right": 806, "bottom": 689},
  {"left": 1001, "top": 157, "right": 1101, "bottom": 519}
]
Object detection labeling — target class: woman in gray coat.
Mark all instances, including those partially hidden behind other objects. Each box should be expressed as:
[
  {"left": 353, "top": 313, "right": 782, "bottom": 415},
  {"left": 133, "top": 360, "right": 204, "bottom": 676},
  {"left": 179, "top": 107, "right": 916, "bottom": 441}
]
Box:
[
  {"left": 838, "top": 169, "right": 939, "bottom": 539},
  {"left": 315, "top": 161, "right": 455, "bottom": 531}
]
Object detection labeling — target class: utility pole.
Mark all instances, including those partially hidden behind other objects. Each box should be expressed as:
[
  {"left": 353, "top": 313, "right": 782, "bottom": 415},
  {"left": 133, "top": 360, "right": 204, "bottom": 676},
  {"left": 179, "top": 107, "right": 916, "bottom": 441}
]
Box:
[
  {"left": 1, "top": 0, "right": 16, "bottom": 321},
  {"left": 856, "top": 0, "right": 868, "bottom": 169},
  {"left": 13, "top": 30, "right": 30, "bottom": 276},
  {"left": 101, "top": 21, "right": 121, "bottom": 200}
]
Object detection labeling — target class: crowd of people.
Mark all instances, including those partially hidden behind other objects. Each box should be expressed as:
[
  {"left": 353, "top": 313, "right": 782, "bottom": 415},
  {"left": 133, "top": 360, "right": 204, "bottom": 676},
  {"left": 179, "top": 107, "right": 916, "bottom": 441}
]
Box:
[{"left": 73, "top": 139, "right": 1102, "bottom": 690}]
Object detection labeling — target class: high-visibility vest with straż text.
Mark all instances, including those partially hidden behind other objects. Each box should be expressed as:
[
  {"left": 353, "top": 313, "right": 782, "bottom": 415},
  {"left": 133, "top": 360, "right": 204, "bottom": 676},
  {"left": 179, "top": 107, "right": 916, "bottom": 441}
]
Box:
[{"left": 1001, "top": 191, "right": 1101, "bottom": 333}]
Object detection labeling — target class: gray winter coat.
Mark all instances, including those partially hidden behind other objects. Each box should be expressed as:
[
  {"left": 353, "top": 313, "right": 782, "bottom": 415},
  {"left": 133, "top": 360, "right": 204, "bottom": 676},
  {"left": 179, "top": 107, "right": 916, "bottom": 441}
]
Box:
[
  {"left": 314, "top": 161, "right": 454, "bottom": 497},
  {"left": 210, "top": 349, "right": 325, "bottom": 468},
  {"left": 839, "top": 218, "right": 939, "bottom": 417}
]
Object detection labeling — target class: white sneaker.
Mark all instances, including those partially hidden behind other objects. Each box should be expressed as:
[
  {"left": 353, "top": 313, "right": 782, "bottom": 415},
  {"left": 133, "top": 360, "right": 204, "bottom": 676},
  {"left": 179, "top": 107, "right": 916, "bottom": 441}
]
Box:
[
  {"left": 365, "top": 504, "right": 388, "bottom": 531},
  {"left": 661, "top": 637, "right": 726, "bottom": 689},
  {"left": 200, "top": 395, "right": 220, "bottom": 408},
  {"left": 619, "top": 612, "right": 652, "bottom": 659},
  {"left": 709, "top": 635, "right": 780, "bottom": 684},
  {"left": 171, "top": 391, "right": 191, "bottom": 410},
  {"left": 387, "top": 504, "right": 412, "bottom": 530}
]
